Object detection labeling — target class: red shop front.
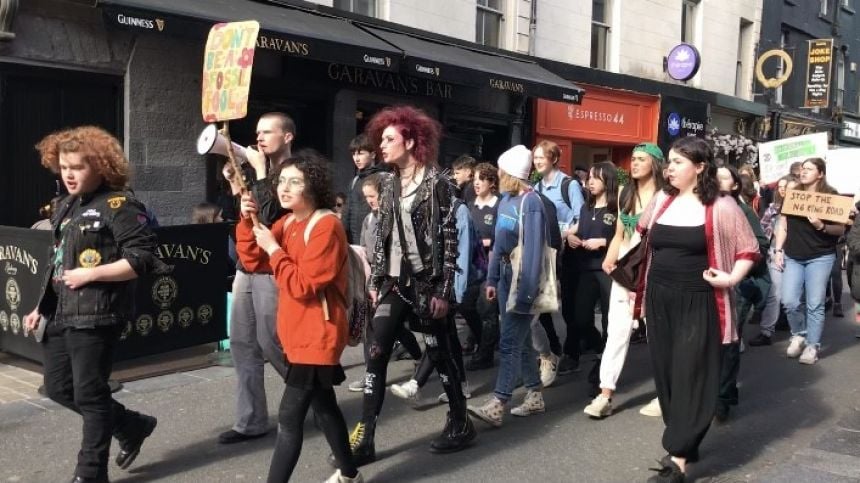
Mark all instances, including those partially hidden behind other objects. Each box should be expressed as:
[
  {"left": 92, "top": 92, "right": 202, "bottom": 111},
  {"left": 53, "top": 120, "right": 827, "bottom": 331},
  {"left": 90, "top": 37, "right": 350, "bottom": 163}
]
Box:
[{"left": 534, "top": 84, "right": 660, "bottom": 174}]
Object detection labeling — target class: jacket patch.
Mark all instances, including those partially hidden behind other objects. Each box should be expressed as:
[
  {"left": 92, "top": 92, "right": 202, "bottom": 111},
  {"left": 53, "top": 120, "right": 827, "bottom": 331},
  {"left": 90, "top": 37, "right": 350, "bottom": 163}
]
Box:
[
  {"left": 107, "top": 196, "right": 126, "bottom": 209},
  {"left": 82, "top": 208, "right": 101, "bottom": 218},
  {"left": 78, "top": 249, "right": 102, "bottom": 268}
]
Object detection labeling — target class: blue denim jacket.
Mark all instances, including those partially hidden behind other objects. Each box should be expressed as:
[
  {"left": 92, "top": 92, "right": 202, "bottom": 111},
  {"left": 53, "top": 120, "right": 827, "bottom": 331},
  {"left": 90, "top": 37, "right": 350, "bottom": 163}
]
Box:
[{"left": 535, "top": 170, "right": 584, "bottom": 234}]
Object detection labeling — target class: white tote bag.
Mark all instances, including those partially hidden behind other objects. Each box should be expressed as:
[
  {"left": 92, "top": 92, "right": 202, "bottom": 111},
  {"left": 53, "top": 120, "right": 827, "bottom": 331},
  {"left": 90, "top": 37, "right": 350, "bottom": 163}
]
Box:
[{"left": 506, "top": 193, "right": 559, "bottom": 315}]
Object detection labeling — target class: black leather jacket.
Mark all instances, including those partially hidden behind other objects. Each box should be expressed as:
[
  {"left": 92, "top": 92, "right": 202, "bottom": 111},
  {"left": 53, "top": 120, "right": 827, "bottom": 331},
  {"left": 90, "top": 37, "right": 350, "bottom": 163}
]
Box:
[
  {"left": 369, "top": 168, "right": 458, "bottom": 301},
  {"left": 38, "top": 187, "right": 170, "bottom": 328}
]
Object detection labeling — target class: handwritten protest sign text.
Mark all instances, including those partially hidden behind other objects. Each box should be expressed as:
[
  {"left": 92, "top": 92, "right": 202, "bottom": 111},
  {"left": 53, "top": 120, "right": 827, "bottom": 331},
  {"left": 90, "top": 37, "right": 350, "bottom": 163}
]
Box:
[
  {"left": 781, "top": 189, "right": 853, "bottom": 224},
  {"left": 202, "top": 21, "right": 260, "bottom": 122}
]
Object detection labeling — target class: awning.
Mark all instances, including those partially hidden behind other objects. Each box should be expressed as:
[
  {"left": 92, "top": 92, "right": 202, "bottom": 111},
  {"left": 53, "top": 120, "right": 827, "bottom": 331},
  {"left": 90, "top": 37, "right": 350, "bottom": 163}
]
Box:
[
  {"left": 99, "top": 0, "right": 403, "bottom": 71},
  {"left": 98, "top": 0, "right": 584, "bottom": 103},
  {"left": 362, "top": 27, "right": 583, "bottom": 104}
]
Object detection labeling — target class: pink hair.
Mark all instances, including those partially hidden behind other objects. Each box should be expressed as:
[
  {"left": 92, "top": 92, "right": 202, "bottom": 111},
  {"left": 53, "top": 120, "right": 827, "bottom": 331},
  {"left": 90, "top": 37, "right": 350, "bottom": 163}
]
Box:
[{"left": 365, "top": 105, "right": 441, "bottom": 166}]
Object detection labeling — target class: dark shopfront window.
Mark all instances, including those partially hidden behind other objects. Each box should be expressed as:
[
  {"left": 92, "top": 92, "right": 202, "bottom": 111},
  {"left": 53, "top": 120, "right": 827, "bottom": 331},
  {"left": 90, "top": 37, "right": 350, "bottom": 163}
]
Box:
[{"left": 0, "top": 65, "right": 122, "bottom": 228}]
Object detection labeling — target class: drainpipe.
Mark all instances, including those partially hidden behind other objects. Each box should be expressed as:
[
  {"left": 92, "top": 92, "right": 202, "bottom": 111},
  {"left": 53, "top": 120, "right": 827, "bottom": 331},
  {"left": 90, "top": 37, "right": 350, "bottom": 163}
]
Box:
[
  {"left": 0, "top": 0, "right": 19, "bottom": 41},
  {"left": 528, "top": 0, "right": 537, "bottom": 56}
]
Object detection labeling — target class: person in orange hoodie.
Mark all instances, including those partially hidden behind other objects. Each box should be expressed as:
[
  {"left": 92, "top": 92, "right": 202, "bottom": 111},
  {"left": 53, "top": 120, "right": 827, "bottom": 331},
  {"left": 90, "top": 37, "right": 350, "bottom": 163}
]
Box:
[{"left": 236, "top": 149, "right": 362, "bottom": 483}]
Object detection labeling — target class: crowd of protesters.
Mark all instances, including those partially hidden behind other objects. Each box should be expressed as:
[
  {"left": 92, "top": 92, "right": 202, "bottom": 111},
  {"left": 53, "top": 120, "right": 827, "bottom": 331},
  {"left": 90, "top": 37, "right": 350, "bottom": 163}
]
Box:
[{"left": 24, "top": 104, "right": 859, "bottom": 483}]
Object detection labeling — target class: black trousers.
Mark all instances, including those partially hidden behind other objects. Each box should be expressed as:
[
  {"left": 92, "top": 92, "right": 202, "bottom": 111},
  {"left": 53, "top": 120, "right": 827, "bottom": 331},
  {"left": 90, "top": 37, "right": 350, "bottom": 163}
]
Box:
[
  {"left": 571, "top": 268, "right": 612, "bottom": 358},
  {"left": 267, "top": 383, "right": 356, "bottom": 482},
  {"left": 43, "top": 323, "right": 149, "bottom": 479},
  {"left": 459, "top": 281, "right": 500, "bottom": 361},
  {"left": 413, "top": 315, "right": 466, "bottom": 386},
  {"left": 363, "top": 287, "right": 467, "bottom": 426},
  {"left": 645, "top": 275, "right": 721, "bottom": 459}
]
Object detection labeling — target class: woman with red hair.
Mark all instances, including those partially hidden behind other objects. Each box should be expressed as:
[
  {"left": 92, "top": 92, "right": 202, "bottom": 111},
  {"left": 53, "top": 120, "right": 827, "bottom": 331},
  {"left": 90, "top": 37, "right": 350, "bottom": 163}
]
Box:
[{"left": 346, "top": 105, "right": 476, "bottom": 464}]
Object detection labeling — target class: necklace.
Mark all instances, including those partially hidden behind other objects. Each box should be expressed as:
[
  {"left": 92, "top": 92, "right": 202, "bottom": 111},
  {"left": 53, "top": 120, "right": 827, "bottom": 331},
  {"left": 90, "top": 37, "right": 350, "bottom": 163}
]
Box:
[{"left": 592, "top": 204, "right": 606, "bottom": 220}]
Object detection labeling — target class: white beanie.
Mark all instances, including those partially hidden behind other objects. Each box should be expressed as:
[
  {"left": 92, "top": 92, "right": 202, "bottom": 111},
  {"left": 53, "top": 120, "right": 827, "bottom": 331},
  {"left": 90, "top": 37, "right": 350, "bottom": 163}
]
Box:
[{"left": 497, "top": 145, "right": 533, "bottom": 181}]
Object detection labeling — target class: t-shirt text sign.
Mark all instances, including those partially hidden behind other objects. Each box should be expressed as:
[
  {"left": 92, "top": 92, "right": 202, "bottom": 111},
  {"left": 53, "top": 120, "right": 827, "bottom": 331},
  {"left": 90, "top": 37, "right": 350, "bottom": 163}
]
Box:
[
  {"left": 781, "top": 189, "right": 853, "bottom": 224},
  {"left": 201, "top": 21, "right": 260, "bottom": 122}
]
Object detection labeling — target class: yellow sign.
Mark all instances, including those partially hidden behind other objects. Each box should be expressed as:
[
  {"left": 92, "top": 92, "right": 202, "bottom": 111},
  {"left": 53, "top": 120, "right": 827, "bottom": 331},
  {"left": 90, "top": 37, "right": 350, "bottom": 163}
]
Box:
[
  {"left": 755, "top": 49, "right": 793, "bottom": 89},
  {"left": 201, "top": 21, "right": 260, "bottom": 122},
  {"left": 107, "top": 196, "right": 126, "bottom": 209},
  {"left": 781, "top": 189, "right": 853, "bottom": 224}
]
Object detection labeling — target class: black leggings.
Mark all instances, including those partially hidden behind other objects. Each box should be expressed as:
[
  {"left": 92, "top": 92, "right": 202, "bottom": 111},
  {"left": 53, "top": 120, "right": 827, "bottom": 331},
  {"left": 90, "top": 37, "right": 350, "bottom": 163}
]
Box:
[
  {"left": 267, "top": 384, "right": 356, "bottom": 482},
  {"left": 363, "top": 288, "right": 467, "bottom": 425}
]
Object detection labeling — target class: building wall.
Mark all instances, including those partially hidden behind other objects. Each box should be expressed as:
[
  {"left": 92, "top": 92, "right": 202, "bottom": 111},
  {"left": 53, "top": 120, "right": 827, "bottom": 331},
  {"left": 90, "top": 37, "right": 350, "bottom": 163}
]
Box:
[
  {"left": 124, "top": 35, "right": 207, "bottom": 226},
  {"left": 532, "top": 0, "right": 591, "bottom": 65},
  {"left": 616, "top": 0, "right": 761, "bottom": 98}
]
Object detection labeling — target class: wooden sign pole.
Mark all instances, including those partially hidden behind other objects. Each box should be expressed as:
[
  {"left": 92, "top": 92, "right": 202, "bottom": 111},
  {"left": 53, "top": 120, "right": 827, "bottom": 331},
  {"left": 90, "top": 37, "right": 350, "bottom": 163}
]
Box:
[{"left": 220, "top": 122, "right": 261, "bottom": 227}]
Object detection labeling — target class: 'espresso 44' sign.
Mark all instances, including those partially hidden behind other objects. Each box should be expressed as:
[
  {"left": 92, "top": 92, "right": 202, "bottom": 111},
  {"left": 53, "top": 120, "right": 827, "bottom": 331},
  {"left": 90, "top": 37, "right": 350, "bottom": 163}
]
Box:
[{"left": 202, "top": 21, "right": 260, "bottom": 122}]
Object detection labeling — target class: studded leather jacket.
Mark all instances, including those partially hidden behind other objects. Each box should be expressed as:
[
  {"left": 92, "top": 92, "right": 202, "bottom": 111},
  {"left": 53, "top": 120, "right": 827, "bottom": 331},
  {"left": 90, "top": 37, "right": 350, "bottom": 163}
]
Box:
[
  {"left": 38, "top": 187, "right": 170, "bottom": 329},
  {"left": 369, "top": 168, "right": 458, "bottom": 301}
]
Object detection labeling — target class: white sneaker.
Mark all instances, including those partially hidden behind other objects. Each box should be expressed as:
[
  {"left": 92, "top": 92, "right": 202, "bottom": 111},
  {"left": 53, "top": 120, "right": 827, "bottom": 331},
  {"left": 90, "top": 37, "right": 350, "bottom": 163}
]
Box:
[
  {"left": 786, "top": 335, "right": 806, "bottom": 358},
  {"left": 325, "top": 469, "right": 364, "bottom": 483},
  {"left": 468, "top": 397, "right": 505, "bottom": 427},
  {"left": 390, "top": 379, "right": 419, "bottom": 400},
  {"left": 438, "top": 381, "right": 472, "bottom": 403},
  {"left": 539, "top": 354, "right": 560, "bottom": 388},
  {"left": 639, "top": 397, "right": 662, "bottom": 417},
  {"left": 347, "top": 379, "right": 366, "bottom": 392},
  {"left": 511, "top": 390, "right": 545, "bottom": 417},
  {"left": 798, "top": 345, "right": 819, "bottom": 365},
  {"left": 583, "top": 394, "right": 613, "bottom": 418}
]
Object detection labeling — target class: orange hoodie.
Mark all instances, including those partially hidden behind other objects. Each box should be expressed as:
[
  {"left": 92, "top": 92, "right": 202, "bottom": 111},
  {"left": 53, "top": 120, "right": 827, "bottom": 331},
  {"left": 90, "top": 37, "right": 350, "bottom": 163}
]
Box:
[{"left": 236, "top": 213, "right": 348, "bottom": 365}]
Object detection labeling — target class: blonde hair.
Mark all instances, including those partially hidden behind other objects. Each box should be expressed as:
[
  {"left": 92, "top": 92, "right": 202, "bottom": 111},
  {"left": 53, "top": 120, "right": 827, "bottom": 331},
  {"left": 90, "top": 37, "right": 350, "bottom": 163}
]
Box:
[{"left": 499, "top": 170, "right": 528, "bottom": 195}]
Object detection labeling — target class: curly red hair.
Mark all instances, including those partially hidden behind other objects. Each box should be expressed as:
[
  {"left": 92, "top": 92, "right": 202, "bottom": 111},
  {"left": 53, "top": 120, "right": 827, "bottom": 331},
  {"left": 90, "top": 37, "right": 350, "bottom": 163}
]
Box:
[
  {"left": 36, "top": 126, "right": 129, "bottom": 190},
  {"left": 365, "top": 105, "right": 441, "bottom": 166}
]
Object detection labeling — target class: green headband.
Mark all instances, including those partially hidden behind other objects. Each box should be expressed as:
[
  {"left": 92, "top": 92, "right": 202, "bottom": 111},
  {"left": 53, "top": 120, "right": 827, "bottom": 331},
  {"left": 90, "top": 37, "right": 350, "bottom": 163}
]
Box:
[{"left": 633, "top": 143, "right": 665, "bottom": 163}]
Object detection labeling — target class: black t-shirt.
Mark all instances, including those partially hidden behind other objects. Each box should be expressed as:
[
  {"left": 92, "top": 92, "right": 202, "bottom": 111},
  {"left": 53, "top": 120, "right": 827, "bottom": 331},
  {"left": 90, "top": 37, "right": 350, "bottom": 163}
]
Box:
[
  {"left": 571, "top": 205, "right": 616, "bottom": 270},
  {"left": 784, "top": 215, "right": 840, "bottom": 260},
  {"left": 470, "top": 199, "right": 498, "bottom": 247}
]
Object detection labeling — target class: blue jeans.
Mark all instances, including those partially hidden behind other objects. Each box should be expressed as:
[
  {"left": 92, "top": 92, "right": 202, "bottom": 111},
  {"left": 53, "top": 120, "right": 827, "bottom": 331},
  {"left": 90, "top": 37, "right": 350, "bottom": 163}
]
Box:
[
  {"left": 782, "top": 253, "right": 836, "bottom": 347},
  {"left": 494, "top": 261, "right": 541, "bottom": 401}
]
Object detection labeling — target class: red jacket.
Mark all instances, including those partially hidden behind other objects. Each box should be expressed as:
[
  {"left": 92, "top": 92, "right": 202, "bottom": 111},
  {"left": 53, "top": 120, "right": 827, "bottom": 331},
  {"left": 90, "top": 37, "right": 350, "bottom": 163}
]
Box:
[{"left": 236, "top": 213, "right": 349, "bottom": 365}]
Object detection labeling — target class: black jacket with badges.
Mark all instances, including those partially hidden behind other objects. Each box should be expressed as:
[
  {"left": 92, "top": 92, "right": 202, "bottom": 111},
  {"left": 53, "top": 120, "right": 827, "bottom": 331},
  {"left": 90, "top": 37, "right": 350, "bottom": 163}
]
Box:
[{"left": 38, "top": 186, "right": 170, "bottom": 329}]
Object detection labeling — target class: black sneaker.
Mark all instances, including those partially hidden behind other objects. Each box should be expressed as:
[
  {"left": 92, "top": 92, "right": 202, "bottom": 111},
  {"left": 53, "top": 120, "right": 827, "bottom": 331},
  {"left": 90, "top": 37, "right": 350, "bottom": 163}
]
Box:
[
  {"left": 116, "top": 414, "right": 157, "bottom": 469},
  {"left": 748, "top": 333, "right": 772, "bottom": 346},
  {"left": 647, "top": 457, "right": 686, "bottom": 483},
  {"left": 429, "top": 413, "right": 476, "bottom": 453},
  {"left": 557, "top": 356, "right": 580, "bottom": 375}
]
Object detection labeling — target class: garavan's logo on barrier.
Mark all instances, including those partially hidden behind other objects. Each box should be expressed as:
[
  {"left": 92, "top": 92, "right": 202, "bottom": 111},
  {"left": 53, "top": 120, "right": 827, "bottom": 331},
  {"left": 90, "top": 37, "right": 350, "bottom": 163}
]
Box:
[
  {"left": 136, "top": 314, "right": 153, "bottom": 336},
  {"left": 178, "top": 307, "right": 194, "bottom": 329},
  {"left": 157, "top": 311, "right": 174, "bottom": 332},
  {"left": 0, "top": 311, "right": 8, "bottom": 332},
  {"left": 152, "top": 276, "right": 178, "bottom": 309},
  {"left": 5, "top": 278, "right": 20, "bottom": 311},
  {"left": 197, "top": 305, "right": 213, "bottom": 325},
  {"left": 9, "top": 313, "right": 19, "bottom": 335}
]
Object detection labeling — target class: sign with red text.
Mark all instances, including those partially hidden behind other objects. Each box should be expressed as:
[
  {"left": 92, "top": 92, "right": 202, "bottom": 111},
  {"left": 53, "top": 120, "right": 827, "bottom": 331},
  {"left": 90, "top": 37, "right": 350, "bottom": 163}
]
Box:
[
  {"left": 781, "top": 188, "right": 853, "bottom": 224},
  {"left": 202, "top": 21, "right": 260, "bottom": 122}
]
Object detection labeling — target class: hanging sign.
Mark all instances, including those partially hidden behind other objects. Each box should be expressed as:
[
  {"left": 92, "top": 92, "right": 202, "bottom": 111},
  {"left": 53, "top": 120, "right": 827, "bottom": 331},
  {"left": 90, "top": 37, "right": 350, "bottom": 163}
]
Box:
[
  {"left": 781, "top": 188, "right": 853, "bottom": 224},
  {"left": 804, "top": 39, "right": 833, "bottom": 108},
  {"left": 665, "top": 43, "right": 701, "bottom": 81},
  {"left": 201, "top": 20, "right": 261, "bottom": 122}
]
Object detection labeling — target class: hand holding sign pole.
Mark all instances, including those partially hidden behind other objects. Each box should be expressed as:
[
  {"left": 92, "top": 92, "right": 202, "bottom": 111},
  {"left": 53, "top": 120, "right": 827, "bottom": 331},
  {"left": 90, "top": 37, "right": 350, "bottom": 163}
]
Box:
[{"left": 201, "top": 20, "right": 261, "bottom": 227}]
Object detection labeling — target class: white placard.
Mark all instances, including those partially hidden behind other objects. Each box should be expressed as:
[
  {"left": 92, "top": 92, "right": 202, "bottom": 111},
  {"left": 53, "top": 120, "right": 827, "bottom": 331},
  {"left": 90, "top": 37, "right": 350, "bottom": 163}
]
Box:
[
  {"left": 825, "top": 148, "right": 860, "bottom": 196},
  {"left": 758, "top": 132, "right": 829, "bottom": 184}
]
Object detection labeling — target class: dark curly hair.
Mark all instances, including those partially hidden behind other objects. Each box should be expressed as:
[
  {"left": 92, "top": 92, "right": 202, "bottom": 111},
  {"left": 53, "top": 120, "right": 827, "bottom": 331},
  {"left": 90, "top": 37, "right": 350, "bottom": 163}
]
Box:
[
  {"left": 35, "top": 126, "right": 129, "bottom": 190},
  {"left": 365, "top": 105, "right": 441, "bottom": 166},
  {"left": 278, "top": 149, "right": 336, "bottom": 210},
  {"left": 665, "top": 136, "right": 719, "bottom": 205}
]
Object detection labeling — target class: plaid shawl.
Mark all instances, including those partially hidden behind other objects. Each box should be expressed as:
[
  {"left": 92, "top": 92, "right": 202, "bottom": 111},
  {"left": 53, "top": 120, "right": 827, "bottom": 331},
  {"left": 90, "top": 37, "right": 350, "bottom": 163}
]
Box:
[{"left": 634, "top": 191, "right": 760, "bottom": 344}]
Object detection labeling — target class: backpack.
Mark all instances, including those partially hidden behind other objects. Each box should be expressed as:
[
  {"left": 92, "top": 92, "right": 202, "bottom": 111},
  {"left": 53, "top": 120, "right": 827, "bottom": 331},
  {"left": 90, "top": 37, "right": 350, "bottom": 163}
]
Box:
[
  {"left": 453, "top": 199, "right": 488, "bottom": 284},
  {"left": 288, "top": 209, "right": 369, "bottom": 346}
]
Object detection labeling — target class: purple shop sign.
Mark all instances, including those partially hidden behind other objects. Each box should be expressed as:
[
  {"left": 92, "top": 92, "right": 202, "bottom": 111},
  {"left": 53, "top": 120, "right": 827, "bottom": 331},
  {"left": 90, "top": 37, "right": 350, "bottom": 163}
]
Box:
[{"left": 666, "top": 43, "right": 701, "bottom": 81}]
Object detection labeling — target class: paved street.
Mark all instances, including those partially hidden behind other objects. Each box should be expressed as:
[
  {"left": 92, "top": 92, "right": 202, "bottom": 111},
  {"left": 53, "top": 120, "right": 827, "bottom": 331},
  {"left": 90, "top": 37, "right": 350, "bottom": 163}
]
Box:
[{"left": 1, "top": 310, "right": 859, "bottom": 483}]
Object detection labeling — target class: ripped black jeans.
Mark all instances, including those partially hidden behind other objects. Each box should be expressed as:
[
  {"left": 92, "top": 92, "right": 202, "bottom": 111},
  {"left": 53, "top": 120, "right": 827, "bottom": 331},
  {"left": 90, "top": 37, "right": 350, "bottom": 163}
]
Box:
[{"left": 361, "top": 285, "right": 467, "bottom": 428}]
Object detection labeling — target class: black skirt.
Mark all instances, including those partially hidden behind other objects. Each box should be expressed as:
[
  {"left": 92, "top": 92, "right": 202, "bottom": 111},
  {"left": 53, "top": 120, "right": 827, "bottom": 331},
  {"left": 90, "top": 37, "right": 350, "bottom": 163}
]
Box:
[{"left": 285, "top": 363, "right": 346, "bottom": 390}]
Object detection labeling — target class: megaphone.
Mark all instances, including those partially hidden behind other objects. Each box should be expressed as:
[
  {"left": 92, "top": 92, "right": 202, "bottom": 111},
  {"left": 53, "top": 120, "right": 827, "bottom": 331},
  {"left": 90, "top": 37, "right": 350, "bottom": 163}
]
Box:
[{"left": 196, "top": 124, "right": 250, "bottom": 165}]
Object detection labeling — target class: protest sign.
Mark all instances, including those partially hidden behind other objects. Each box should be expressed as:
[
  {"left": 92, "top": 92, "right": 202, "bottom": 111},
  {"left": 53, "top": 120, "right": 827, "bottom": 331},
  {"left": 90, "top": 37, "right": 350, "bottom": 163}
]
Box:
[
  {"left": 781, "top": 188, "right": 853, "bottom": 224},
  {"left": 201, "top": 21, "right": 260, "bottom": 122},
  {"left": 824, "top": 148, "right": 860, "bottom": 196},
  {"left": 758, "top": 132, "right": 828, "bottom": 184}
]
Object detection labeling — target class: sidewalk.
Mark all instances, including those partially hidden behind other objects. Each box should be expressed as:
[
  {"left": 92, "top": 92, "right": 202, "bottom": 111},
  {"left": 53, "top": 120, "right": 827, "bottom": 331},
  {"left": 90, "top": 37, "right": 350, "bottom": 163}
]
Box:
[{"left": 0, "top": 362, "right": 41, "bottom": 403}]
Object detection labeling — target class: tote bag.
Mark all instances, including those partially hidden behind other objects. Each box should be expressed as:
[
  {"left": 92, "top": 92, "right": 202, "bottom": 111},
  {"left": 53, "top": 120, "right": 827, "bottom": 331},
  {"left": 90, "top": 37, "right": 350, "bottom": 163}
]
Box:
[{"left": 506, "top": 193, "right": 559, "bottom": 315}]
